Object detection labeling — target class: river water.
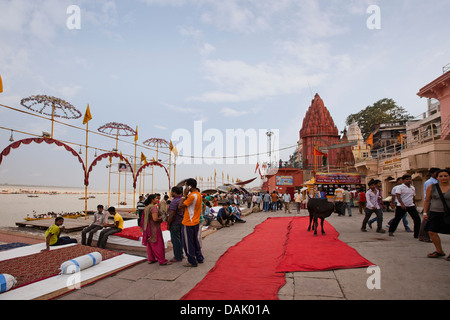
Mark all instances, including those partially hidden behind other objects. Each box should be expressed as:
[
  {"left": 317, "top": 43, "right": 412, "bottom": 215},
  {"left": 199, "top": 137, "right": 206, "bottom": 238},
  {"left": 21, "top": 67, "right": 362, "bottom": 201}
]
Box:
[{"left": 0, "top": 185, "right": 166, "bottom": 227}]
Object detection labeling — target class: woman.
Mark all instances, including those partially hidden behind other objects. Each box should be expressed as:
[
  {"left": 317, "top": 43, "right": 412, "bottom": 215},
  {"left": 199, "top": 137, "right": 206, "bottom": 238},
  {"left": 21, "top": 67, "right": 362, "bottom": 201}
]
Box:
[
  {"left": 423, "top": 169, "right": 450, "bottom": 260},
  {"left": 141, "top": 194, "right": 171, "bottom": 265}
]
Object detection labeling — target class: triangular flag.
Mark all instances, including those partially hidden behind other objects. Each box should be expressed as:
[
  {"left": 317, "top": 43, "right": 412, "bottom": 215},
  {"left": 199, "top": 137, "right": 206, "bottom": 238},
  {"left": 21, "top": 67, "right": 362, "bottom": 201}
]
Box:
[
  {"left": 169, "top": 140, "right": 174, "bottom": 152},
  {"left": 82, "top": 104, "right": 92, "bottom": 124},
  {"left": 255, "top": 162, "right": 260, "bottom": 173},
  {"left": 140, "top": 152, "right": 147, "bottom": 164},
  {"left": 172, "top": 145, "right": 178, "bottom": 157},
  {"left": 134, "top": 126, "right": 138, "bottom": 142},
  {"left": 0, "top": 74, "right": 3, "bottom": 93}
]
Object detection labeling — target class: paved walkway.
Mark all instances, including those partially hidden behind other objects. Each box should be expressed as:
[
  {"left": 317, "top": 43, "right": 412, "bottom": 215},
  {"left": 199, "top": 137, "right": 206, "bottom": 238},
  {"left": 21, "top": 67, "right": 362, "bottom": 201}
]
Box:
[{"left": 53, "top": 205, "right": 449, "bottom": 301}]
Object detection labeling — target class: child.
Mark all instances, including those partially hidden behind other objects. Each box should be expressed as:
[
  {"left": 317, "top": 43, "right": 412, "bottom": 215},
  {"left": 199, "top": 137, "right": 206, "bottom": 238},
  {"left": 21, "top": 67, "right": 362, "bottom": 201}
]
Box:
[
  {"left": 81, "top": 205, "right": 107, "bottom": 246},
  {"left": 41, "top": 217, "right": 77, "bottom": 252},
  {"left": 97, "top": 207, "right": 123, "bottom": 249}
]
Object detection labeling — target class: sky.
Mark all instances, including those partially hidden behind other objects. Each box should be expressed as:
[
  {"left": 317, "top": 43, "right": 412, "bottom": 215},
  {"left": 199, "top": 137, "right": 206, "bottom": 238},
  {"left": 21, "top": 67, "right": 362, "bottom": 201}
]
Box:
[{"left": 0, "top": 0, "right": 449, "bottom": 193}]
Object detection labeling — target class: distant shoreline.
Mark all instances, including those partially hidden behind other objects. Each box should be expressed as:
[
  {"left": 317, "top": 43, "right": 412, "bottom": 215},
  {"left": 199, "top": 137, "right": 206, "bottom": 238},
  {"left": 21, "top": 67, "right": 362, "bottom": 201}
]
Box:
[{"left": 0, "top": 184, "right": 167, "bottom": 195}]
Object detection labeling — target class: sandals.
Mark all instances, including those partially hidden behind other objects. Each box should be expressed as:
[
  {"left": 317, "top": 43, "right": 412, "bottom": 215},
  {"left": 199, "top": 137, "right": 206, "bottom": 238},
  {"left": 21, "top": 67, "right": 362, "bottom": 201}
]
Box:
[{"left": 427, "top": 251, "right": 445, "bottom": 258}]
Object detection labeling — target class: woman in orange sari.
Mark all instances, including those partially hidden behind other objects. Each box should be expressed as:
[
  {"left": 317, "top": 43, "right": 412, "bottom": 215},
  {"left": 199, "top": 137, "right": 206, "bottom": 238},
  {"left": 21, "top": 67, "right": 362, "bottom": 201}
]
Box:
[{"left": 141, "top": 194, "right": 170, "bottom": 265}]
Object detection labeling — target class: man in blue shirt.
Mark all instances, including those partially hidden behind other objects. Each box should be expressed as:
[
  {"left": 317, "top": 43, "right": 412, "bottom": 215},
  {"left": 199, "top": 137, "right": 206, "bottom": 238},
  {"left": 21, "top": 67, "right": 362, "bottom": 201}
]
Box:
[
  {"left": 217, "top": 203, "right": 232, "bottom": 227},
  {"left": 167, "top": 186, "right": 184, "bottom": 262}
]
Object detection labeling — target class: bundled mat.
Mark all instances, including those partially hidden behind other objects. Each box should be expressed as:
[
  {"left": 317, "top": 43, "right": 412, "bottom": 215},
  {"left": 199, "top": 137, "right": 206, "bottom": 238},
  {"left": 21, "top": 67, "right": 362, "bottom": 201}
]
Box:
[
  {"left": 60, "top": 252, "right": 102, "bottom": 274},
  {"left": 0, "top": 274, "right": 17, "bottom": 293},
  {"left": 182, "top": 217, "right": 290, "bottom": 300},
  {"left": 276, "top": 217, "right": 373, "bottom": 272},
  {"left": 116, "top": 222, "right": 167, "bottom": 241}
]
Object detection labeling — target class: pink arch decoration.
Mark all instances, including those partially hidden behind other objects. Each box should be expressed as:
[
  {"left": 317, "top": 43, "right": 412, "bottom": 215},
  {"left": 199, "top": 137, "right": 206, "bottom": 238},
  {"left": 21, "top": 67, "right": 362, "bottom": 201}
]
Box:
[
  {"left": 0, "top": 138, "right": 86, "bottom": 179},
  {"left": 85, "top": 152, "right": 134, "bottom": 186},
  {"left": 134, "top": 161, "right": 170, "bottom": 190}
]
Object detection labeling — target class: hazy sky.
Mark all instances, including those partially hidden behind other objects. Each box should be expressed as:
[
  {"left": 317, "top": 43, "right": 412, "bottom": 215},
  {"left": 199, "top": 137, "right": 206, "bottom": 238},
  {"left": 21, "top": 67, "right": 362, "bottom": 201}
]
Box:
[{"left": 0, "top": 0, "right": 449, "bottom": 192}]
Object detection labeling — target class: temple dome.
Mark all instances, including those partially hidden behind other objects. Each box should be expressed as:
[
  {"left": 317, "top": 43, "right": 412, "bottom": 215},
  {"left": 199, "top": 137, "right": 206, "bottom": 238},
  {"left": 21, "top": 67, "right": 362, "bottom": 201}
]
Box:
[{"left": 300, "top": 93, "right": 339, "bottom": 138}]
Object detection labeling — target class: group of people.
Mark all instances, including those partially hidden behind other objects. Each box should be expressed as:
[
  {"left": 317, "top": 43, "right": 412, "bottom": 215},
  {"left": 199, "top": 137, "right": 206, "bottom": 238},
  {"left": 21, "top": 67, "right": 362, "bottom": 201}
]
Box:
[
  {"left": 41, "top": 205, "right": 124, "bottom": 252},
  {"left": 360, "top": 168, "right": 450, "bottom": 261},
  {"left": 138, "top": 179, "right": 205, "bottom": 267}
]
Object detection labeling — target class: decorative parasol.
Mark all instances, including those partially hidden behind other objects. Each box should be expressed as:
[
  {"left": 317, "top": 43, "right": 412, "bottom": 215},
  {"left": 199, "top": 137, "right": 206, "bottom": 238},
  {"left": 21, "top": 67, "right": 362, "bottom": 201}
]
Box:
[
  {"left": 98, "top": 122, "right": 136, "bottom": 137},
  {"left": 20, "top": 95, "right": 81, "bottom": 119},
  {"left": 143, "top": 138, "right": 169, "bottom": 148}
]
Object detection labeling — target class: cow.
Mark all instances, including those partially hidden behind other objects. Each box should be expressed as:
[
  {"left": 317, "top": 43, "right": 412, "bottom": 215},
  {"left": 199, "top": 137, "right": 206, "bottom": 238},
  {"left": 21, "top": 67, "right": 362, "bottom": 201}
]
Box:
[{"left": 307, "top": 198, "right": 335, "bottom": 236}]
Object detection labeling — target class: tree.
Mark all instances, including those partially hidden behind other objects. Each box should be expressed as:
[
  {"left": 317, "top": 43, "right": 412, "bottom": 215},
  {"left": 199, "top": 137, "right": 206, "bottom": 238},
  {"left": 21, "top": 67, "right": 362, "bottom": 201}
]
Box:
[{"left": 346, "top": 98, "right": 413, "bottom": 140}]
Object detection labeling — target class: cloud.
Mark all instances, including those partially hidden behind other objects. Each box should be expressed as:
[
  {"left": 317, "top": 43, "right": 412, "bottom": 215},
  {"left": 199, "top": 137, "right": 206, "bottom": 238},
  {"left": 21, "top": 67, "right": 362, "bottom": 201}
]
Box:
[
  {"left": 199, "top": 43, "right": 216, "bottom": 57},
  {"left": 179, "top": 25, "right": 203, "bottom": 39},
  {"left": 220, "top": 107, "right": 249, "bottom": 117},
  {"left": 189, "top": 59, "right": 325, "bottom": 103}
]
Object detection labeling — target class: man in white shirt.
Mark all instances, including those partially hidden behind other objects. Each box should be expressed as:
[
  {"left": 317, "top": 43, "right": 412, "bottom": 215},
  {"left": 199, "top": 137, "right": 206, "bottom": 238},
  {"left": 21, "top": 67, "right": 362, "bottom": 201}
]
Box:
[
  {"left": 389, "top": 175, "right": 422, "bottom": 238},
  {"left": 386, "top": 177, "right": 412, "bottom": 232},
  {"left": 81, "top": 205, "right": 107, "bottom": 246},
  {"left": 282, "top": 191, "right": 292, "bottom": 213},
  {"left": 361, "top": 180, "right": 386, "bottom": 233}
]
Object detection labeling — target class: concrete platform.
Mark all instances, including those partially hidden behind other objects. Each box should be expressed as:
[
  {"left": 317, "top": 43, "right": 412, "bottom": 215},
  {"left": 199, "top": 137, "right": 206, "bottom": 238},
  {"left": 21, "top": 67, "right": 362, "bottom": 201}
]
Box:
[{"left": 54, "top": 205, "right": 449, "bottom": 301}]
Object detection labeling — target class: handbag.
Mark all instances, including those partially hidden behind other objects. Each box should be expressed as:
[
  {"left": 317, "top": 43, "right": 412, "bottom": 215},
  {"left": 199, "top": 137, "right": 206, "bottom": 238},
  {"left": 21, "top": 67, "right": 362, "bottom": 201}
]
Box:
[{"left": 435, "top": 184, "right": 450, "bottom": 225}]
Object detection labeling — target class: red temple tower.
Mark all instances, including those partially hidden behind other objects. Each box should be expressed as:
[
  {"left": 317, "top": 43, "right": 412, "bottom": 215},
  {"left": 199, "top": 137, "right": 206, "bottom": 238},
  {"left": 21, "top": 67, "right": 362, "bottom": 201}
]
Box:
[{"left": 300, "top": 93, "right": 346, "bottom": 170}]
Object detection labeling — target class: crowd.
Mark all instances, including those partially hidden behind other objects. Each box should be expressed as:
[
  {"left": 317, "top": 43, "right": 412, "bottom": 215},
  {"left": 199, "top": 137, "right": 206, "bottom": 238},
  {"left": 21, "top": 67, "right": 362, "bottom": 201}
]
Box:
[{"left": 40, "top": 169, "right": 449, "bottom": 263}]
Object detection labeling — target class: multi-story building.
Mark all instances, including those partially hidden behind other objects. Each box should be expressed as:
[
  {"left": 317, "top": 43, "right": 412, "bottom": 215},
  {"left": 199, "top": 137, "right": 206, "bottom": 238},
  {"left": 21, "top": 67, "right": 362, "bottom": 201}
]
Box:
[{"left": 355, "top": 69, "right": 450, "bottom": 206}]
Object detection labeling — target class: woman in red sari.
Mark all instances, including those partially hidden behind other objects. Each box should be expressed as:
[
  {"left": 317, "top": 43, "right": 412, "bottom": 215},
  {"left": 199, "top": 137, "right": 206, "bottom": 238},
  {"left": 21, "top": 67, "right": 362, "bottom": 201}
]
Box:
[{"left": 141, "top": 194, "right": 170, "bottom": 265}]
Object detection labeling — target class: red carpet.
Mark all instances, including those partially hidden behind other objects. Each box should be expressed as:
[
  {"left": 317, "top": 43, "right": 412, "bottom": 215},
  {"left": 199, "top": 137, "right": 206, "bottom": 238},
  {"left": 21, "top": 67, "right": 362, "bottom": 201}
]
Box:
[
  {"left": 0, "top": 245, "right": 122, "bottom": 290},
  {"left": 181, "top": 217, "right": 289, "bottom": 300},
  {"left": 276, "top": 217, "right": 373, "bottom": 272},
  {"left": 182, "top": 217, "right": 373, "bottom": 300}
]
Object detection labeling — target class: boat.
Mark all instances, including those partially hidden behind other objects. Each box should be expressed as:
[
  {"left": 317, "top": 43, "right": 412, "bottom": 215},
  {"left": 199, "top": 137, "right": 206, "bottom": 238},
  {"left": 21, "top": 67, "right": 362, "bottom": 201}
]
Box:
[{"left": 27, "top": 195, "right": 39, "bottom": 198}]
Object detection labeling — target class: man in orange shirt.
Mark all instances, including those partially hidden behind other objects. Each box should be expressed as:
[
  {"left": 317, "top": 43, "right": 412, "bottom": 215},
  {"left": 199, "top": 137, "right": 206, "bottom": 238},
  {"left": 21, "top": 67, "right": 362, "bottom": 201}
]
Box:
[{"left": 179, "top": 178, "right": 204, "bottom": 267}]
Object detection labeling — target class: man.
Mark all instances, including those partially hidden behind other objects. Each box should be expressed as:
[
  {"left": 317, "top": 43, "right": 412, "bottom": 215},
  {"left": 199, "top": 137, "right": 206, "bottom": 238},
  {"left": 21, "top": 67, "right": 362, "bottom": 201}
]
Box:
[
  {"left": 271, "top": 191, "right": 278, "bottom": 211},
  {"left": 419, "top": 168, "right": 440, "bottom": 242},
  {"left": 136, "top": 195, "right": 146, "bottom": 227},
  {"left": 97, "top": 207, "right": 123, "bottom": 249},
  {"left": 282, "top": 191, "right": 291, "bottom": 213},
  {"left": 230, "top": 203, "right": 246, "bottom": 223},
  {"left": 334, "top": 186, "right": 345, "bottom": 216},
  {"left": 263, "top": 191, "right": 271, "bottom": 212},
  {"left": 41, "top": 217, "right": 77, "bottom": 251},
  {"left": 294, "top": 190, "right": 303, "bottom": 214},
  {"left": 179, "top": 178, "right": 204, "bottom": 267},
  {"left": 384, "top": 177, "right": 412, "bottom": 232},
  {"left": 81, "top": 204, "right": 107, "bottom": 246},
  {"left": 343, "top": 187, "right": 352, "bottom": 216},
  {"left": 389, "top": 175, "right": 421, "bottom": 238},
  {"left": 358, "top": 188, "right": 366, "bottom": 214},
  {"left": 167, "top": 186, "right": 184, "bottom": 263},
  {"left": 361, "top": 180, "right": 386, "bottom": 233},
  {"left": 217, "top": 203, "right": 232, "bottom": 227}
]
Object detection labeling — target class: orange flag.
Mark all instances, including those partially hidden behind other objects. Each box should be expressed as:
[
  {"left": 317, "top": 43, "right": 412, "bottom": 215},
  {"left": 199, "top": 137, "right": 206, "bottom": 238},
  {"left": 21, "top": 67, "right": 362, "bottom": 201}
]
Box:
[
  {"left": 366, "top": 133, "right": 374, "bottom": 147},
  {"left": 82, "top": 104, "right": 92, "bottom": 125}
]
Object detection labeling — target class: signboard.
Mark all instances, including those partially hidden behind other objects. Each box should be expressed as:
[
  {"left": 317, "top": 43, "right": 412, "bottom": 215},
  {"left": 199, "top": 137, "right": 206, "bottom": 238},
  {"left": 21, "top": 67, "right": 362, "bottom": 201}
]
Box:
[
  {"left": 276, "top": 176, "right": 294, "bottom": 186},
  {"left": 382, "top": 157, "right": 401, "bottom": 173},
  {"left": 315, "top": 173, "right": 361, "bottom": 184}
]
